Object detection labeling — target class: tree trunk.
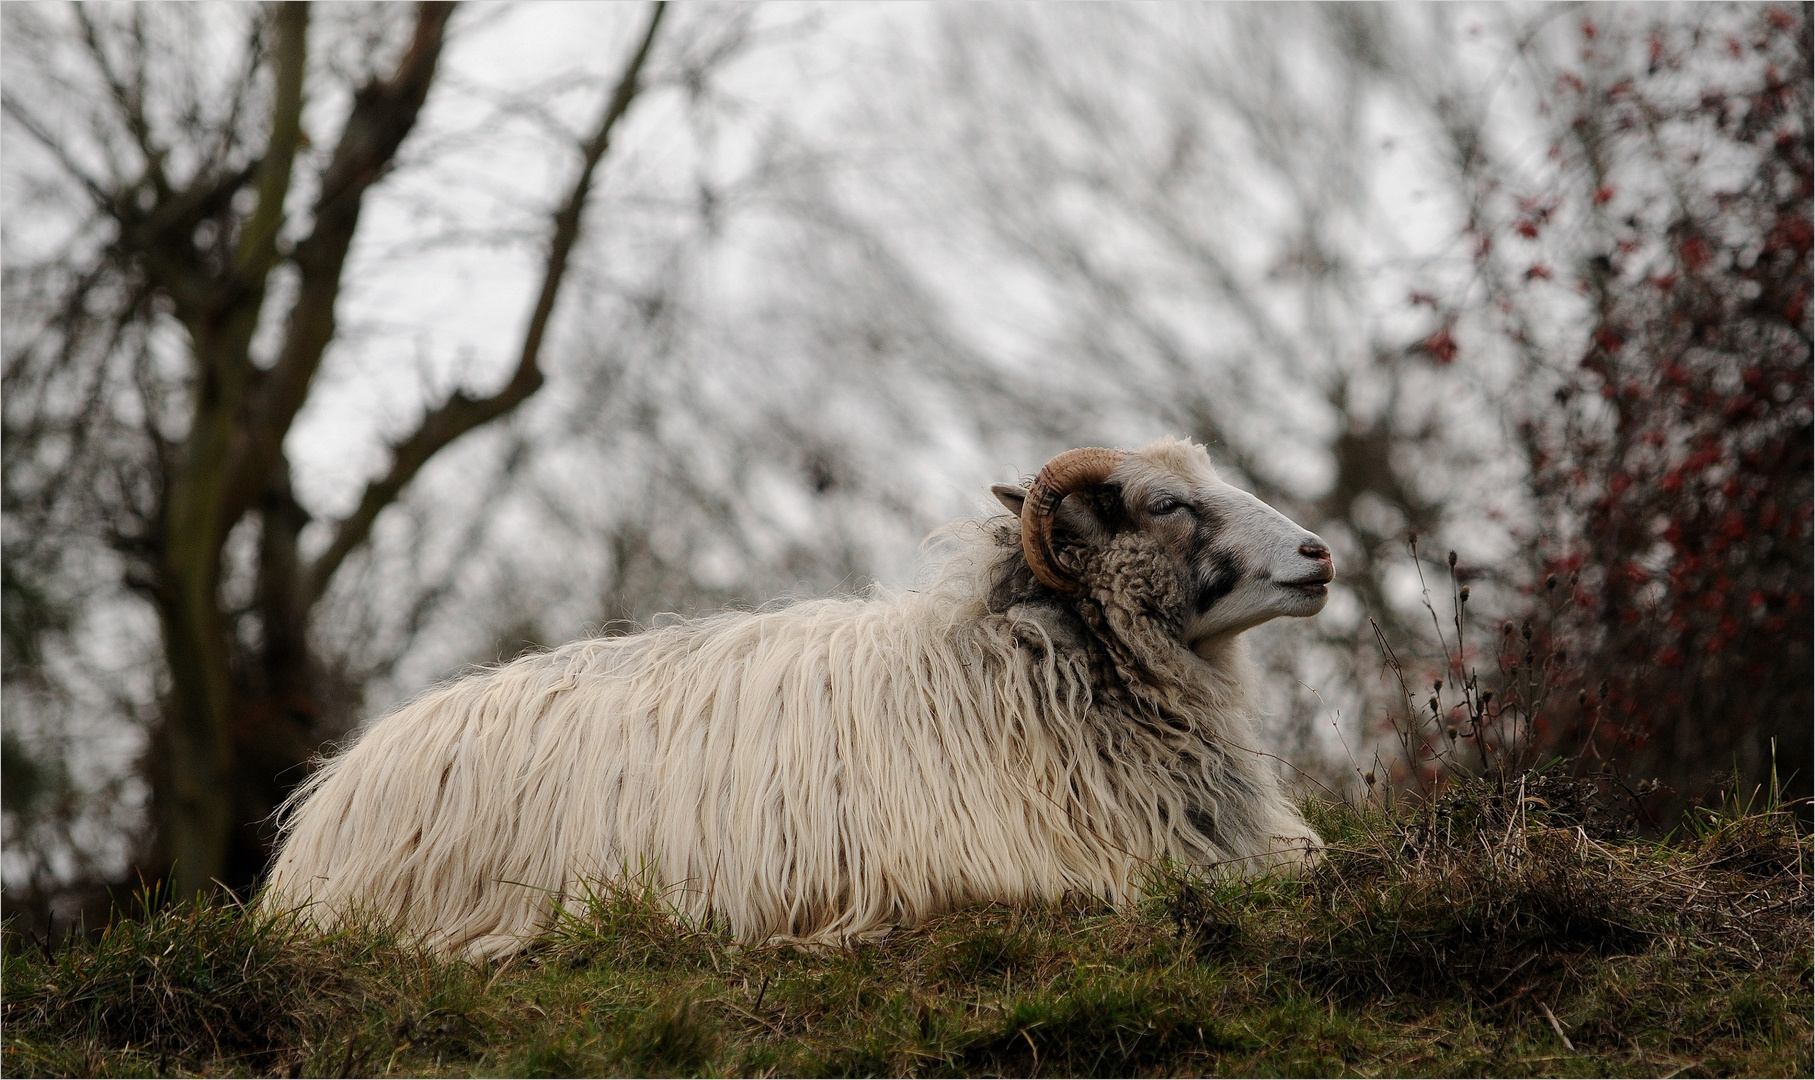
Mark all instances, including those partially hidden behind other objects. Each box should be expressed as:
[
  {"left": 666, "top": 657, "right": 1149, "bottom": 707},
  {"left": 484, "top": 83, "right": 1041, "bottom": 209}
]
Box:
[
  {"left": 129, "top": 0, "right": 662, "bottom": 896},
  {"left": 140, "top": 3, "right": 311, "bottom": 901},
  {"left": 154, "top": 382, "right": 242, "bottom": 899},
  {"left": 227, "top": 461, "right": 325, "bottom": 890}
]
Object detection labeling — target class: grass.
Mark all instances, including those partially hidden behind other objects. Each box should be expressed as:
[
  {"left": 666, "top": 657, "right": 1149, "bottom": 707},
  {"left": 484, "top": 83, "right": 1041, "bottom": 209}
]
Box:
[{"left": 4, "top": 779, "right": 1809, "bottom": 1078}]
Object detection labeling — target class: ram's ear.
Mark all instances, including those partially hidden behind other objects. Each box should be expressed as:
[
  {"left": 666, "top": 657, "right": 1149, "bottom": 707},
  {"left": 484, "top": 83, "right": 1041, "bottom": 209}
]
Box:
[
  {"left": 992, "top": 480, "right": 1109, "bottom": 537},
  {"left": 991, "top": 483, "right": 1028, "bottom": 518},
  {"left": 1052, "top": 484, "right": 1116, "bottom": 545}
]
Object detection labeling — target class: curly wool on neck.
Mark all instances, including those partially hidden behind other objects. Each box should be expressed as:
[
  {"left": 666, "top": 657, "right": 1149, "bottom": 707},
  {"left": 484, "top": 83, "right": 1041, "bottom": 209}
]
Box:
[{"left": 265, "top": 520, "right": 1317, "bottom": 959}]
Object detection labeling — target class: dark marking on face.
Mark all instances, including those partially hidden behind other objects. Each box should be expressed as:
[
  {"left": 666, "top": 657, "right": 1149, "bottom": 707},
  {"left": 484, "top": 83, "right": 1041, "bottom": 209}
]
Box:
[
  {"left": 1090, "top": 482, "right": 1129, "bottom": 533},
  {"left": 1195, "top": 551, "right": 1242, "bottom": 614},
  {"left": 1190, "top": 503, "right": 1223, "bottom": 543}
]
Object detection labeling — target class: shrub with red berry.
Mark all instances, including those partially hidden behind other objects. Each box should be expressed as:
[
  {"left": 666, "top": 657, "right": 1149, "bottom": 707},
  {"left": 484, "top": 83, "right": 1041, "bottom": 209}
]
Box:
[{"left": 1433, "top": 6, "right": 1811, "bottom": 815}]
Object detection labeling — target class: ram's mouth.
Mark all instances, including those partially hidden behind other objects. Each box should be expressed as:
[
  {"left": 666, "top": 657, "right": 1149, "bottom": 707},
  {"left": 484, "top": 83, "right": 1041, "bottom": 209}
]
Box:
[{"left": 1279, "top": 570, "right": 1334, "bottom": 593}]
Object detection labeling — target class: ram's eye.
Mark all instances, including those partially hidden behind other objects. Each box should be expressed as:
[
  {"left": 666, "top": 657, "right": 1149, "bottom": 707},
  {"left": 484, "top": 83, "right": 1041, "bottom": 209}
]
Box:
[{"left": 1149, "top": 498, "right": 1187, "bottom": 516}]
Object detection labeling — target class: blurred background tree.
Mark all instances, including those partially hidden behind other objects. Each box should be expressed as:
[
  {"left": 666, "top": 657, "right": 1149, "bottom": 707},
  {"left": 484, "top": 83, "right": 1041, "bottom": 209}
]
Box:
[
  {"left": 4, "top": 1, "right": 1808, "bottom": 933},
  {"left": 1, "top": 0, "right": 694, "bottom": 903}
]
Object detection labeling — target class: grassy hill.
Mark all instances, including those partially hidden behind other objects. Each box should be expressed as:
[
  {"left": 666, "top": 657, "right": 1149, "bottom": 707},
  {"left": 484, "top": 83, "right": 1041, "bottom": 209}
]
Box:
[{"left": 4, "top": 781, "right": 1809, "bottom": 1078}]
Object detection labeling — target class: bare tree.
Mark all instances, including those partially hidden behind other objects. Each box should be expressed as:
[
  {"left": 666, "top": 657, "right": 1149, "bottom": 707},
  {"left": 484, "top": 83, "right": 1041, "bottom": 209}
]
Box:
[{"left": 0, "top": 0, "right": 701, "bottom": 898}]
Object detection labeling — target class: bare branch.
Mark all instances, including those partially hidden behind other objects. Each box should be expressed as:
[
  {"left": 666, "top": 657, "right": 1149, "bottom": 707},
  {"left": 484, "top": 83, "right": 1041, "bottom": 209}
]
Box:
[
  {"left": 204, "top": 13, "right": 267, "bottom": 176},
  {"left": 221, "top": 2, "right": 457, "bottom": 527},
  {"left": 0, "top": 96, "right": 114, "bottom": 207},
  {"left": 72, "top": 3, "right": 159, "bottom": 176},
  {"left": 304, "top": 1, "right": 669, "bottom": 603},
  {"left": 230, "top": 2, "right": 307, "bottom": 279}
]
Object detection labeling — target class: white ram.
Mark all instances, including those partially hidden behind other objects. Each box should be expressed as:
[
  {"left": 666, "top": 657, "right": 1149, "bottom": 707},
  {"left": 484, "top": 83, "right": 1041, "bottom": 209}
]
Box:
[{"left": 265, "top": 437, "right": 1334, "bottom": 957}]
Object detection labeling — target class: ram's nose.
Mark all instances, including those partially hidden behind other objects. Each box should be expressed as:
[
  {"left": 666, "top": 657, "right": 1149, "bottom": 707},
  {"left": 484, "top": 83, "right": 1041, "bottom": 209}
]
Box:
[{"left": 1297, "top": 540, "right": 1334, "bottom": 584}]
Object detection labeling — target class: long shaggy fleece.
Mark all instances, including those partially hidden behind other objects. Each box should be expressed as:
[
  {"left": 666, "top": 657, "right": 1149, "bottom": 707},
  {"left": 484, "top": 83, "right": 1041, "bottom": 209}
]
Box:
[{"left": 266, "top": 523, "right": 1318, "bottom": 958}]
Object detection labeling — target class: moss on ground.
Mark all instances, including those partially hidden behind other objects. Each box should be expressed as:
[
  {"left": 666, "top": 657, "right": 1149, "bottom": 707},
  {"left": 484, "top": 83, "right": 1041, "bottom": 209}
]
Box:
[{"left": 4, "top": 787, "right": 1809, "bottom": 1078}]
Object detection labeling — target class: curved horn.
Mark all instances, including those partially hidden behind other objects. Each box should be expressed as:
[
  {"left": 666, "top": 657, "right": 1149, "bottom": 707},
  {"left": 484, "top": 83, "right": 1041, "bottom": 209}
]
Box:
[{"left": 1020, "top": 447, "right": 1126, "bottom": 593}]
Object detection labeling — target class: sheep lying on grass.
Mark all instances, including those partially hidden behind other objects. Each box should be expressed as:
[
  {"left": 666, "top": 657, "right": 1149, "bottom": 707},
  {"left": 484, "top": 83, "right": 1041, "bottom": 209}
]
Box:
[{"left": 266, "top": 437, "right": 1334, "bottom": 957}]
